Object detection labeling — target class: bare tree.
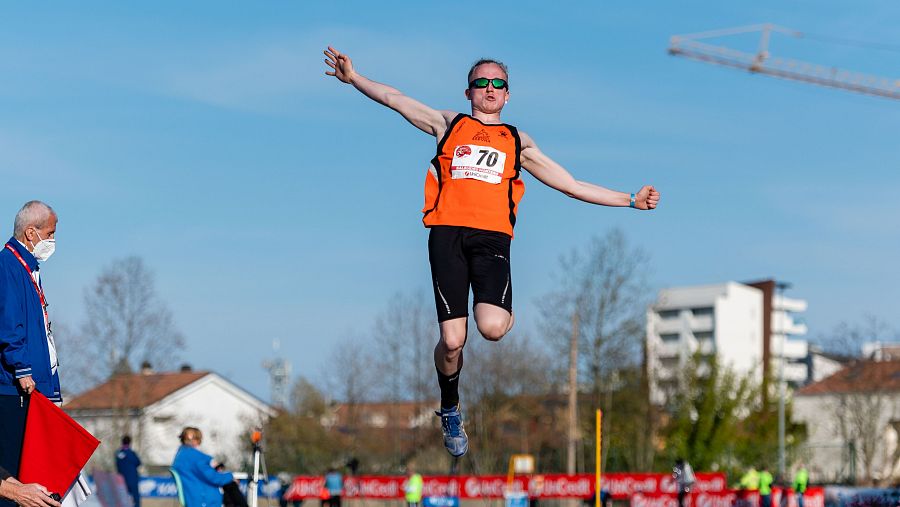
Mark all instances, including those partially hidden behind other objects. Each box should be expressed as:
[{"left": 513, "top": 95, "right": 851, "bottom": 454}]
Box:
[
  {"left": 59, "top": 257, "right": 186, "bottom": 469},
  {"left": 537, "top": 228, "right": 652, "bottom": 473},
  {"left": 291, "top": 375, "right": 328, "bottom": 417},
  {"left": 61, "top": 257, "right": 184, "bottom": 391},
  {"left": 372, "top": 291, "right": 437, "bottom": 466},
  {"left": 460, "top": 331, "right": 556, "bottom": 472},
  {"left": 829, "top": 388, "right": 899, "bottom": 483},
  {"left": 820, "top": 315, "right": 899, "bottom": 359},
  {"left": 67, "top": 257, "right": 185, "bottom": 391},
  {"left": 322, "top": 334, "right": 377, "bottom": 438}
]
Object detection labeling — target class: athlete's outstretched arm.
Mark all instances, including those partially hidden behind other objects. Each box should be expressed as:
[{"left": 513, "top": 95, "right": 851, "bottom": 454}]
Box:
[
  {"left": 324, "top": 46, "right": 453, "bottom": 137},
  {"left": 519, "top": 132, "right": 660, "bottom": 210}
]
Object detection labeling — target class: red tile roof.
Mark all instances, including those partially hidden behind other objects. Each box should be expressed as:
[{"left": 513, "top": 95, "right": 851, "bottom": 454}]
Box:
[
  {"left": 64, "top": 371, "right": 210, "bottom": 410},
  {"left": 329, "top": 400, "right": 440, "bottom": 429},
  {"left": 797, "top": 360, "right": 900, "bottom": 396}
]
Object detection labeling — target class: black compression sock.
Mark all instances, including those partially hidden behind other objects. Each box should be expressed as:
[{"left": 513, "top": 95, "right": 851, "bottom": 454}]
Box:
[{"left": 437, "top": 367, "right": 461, "bottom": 410}]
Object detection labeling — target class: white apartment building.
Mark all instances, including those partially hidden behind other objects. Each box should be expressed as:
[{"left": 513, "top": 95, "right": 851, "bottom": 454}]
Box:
[{"left": 646, "top": 280, "right": 811, "bottom": 405}]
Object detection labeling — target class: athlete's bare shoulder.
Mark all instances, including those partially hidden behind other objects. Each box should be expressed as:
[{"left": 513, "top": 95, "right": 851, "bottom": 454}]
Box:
[
  {"left": 518, "top": 130, "right": 537, "bottom": 150},
  {"left": 441, "top": 110, "right": 460, "bottom": 125},
  {"left": 434, "top": 110, "right": 462, "bottom": 140}
]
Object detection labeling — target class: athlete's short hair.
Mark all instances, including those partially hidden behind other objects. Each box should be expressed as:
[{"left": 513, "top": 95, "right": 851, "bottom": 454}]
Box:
[
  {"left": 13, "top": 200, "right": 55, "bottom": 237},
  {"left": 467, "top": 58, "right": 509, "bottom": 84}
]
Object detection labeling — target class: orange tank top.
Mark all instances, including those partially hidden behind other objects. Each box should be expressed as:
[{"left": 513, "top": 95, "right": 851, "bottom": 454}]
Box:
[{"left": 422, "top": 114, "right": 525, "bottom": 237}]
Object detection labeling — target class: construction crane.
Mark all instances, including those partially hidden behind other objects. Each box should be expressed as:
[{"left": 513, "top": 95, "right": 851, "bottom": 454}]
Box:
[{"left": 669, "top": 23, "right": 900, "bottom": 100}]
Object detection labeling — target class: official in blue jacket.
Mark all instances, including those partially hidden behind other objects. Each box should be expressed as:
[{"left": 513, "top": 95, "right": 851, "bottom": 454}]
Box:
[
  {"left": 172, "top": 427, "right": 234, "bottom": 507},
  {"left": 0, "top": 201, "right": 60, "bottom": 504},
  {"left": 116, "top": 436, "right": 142, "bottom": 507}
]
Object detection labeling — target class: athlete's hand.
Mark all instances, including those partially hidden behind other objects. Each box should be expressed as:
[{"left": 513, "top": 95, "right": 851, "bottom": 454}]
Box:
[
  {"left": 324, "top": 46, "right": 355, "bottom": 84},
  {"left": 634, "top": 185, "right": 660, "bottom": 210}
]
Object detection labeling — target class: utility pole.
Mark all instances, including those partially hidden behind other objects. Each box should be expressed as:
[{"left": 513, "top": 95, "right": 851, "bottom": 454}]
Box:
[
  {"left": 567, "top": 311, "right": 580, "bottom": 475},
  {"left": 776, "top": 281, "right": 792, "bottom": 479}
]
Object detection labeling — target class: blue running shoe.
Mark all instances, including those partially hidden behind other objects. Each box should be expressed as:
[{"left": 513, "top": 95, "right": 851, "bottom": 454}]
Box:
[{"left": 437, "top": 405, "right": 468, "bottom": 457}]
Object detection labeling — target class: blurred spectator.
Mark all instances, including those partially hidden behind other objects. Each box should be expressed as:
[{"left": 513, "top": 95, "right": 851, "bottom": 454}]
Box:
[
  {"left": 324, "top": 469, "right": 343, "bottom": 507},
  {"left": 404, "top": 464, "right": 423, "bottom": 507},
  {"left": 172, "top": 427, "right": 234, "bottom": 507},
  {"left": 673, "top": 458, "right": 695, "bottom": 507},
  {"left": 792, "top": 464, "right": 809, "bottom": 507},
  {"left": 345, "top": 459, "right": 359, "bottom": 476},
  {"left": 277, "top": 473, "right": 301, "bottom": 507},
  {"left": 740, "top": 467, "right": 760, "bottom": 491},
  {"left": 115, "top": 436, "right": 141, "bottom": 507},
  {"left": 758, "top": 467, "right": 773, "bottom": 507},
  {"left": 213, "top": 463, "right": 247, "bottom": 507},
  {"left": 581, "top": 487, "right": 609, "bottom": 507}
]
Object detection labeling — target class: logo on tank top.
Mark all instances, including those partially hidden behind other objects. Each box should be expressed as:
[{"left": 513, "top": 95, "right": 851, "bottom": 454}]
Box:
[
  {"left": 455, "top": 146, "right": 472, "bottom": 158},
  {"left": 472, "top": 129, "right": 491, "bottom": 142}
]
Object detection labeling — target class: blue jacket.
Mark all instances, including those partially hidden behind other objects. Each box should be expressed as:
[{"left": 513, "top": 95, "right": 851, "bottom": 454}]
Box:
[
  {"left": 172, "top": 445, "right": 234, "bottom": 507},
  {"left": 0, "top": 238, "right": 60, "bottom": 400},
  {"left": 325, "top": 472, "right": 343, "bottom": 495},
  {"left": 116, "top": 446, "right": 142, "bottom": 491}
]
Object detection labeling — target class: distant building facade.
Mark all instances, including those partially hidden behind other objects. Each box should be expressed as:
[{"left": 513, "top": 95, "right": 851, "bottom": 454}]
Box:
[
  {"left": 646, "top": 280, "right": 822, "bottom": 405},
  {"left": 794, "top": 360, "right": 900, "bottom": 484},
  {"left": 65, "top": 366, "right": 275, "bottom": 472}
]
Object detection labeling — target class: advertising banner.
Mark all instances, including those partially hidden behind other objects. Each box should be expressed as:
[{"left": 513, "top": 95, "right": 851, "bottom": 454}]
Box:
[
  {"left": 135, "top": 476, "right": 282, "bottom": 498},
  {"left": 630, "top": 487, "right": 825, "bottom": 507},
  {"left": 283, "top": 473, "right": 728, "bottom": 501}
]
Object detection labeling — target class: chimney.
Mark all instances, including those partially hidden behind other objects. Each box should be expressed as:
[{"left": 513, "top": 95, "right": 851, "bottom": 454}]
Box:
[
  {"left": 140, "top": 361, "right": 153, "bottom": 375},
  {"left": 180, "top": 363, "right": 193, "bottom": 373}
]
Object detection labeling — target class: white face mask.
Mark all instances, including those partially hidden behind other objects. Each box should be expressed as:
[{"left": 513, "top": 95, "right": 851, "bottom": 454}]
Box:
[{"left": 30, "top": 231, "right": 56, "bottom": 262}]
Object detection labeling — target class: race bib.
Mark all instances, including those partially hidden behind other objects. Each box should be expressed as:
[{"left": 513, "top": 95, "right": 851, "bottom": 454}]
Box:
[{"left": 450, "top": 144, "right": 506, "bottom": 184}]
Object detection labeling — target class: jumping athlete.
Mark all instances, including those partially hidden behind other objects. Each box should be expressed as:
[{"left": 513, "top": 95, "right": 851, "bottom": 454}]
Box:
[{"left": 324, "top": 46, "right": 660, "bottom": 457}]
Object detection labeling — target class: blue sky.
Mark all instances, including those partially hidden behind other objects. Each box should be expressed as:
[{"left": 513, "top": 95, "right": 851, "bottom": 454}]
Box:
[{"left": 2, "top": 1, "right": 899, "bottom": 401}]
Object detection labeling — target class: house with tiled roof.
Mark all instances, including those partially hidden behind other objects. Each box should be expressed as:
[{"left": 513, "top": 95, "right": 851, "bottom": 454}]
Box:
[
  {"left": 793, "top": 359, "right": 900, "bottom": 485},
  {"left": 65, "top": 365, "right": 275, "bottom": 472}
]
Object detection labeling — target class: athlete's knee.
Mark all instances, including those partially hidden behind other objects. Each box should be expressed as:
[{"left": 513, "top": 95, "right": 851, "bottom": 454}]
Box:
[
  {"left": 440, "top": 328, "right": 467, "bottom": 353},
  {"left": 478, "top": 319, "right": 510, "bottom": 342}
]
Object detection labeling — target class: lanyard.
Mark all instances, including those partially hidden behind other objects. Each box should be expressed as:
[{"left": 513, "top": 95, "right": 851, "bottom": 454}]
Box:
[{"left": 4, "top": 244, "right": 50, "bottom": 331}]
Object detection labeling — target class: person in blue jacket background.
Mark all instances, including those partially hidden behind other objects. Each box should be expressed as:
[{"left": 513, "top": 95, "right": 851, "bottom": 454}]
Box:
[
  {"left": 116, "top": 436, "right": 142, "bottom": 507},
  {"left": 172, "top": 427, "right": 234, "bottom": 507}
]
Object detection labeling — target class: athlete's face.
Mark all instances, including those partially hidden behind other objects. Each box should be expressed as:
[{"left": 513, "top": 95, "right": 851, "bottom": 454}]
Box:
[{"left": 465, "top": 63, "right": 509, "bottom": 115}]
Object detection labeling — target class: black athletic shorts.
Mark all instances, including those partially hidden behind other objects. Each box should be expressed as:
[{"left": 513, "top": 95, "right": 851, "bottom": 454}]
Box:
[{"left": 428, "top": 225, "right": 512, "bottom": 322}]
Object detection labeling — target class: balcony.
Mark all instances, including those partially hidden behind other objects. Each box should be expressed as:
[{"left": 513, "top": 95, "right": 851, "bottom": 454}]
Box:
[
  {"left": 688, "top": 314, "right": 714, "bottom": 331},
  {"left": 655, "top": 341, "right": 680, "bottom": 358}
]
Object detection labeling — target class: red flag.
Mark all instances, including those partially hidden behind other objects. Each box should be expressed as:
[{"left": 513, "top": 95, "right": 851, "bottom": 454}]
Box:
[{"left": 18, "top": 391, "right": 101, "bottom": 496}]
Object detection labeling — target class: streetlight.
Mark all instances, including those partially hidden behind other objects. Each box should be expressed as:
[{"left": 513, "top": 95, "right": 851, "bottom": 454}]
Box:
[{"left": 776, "top": 281, "right": 792, "bottom": 480}]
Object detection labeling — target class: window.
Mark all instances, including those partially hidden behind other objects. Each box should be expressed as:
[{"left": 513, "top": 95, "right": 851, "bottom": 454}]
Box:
[
  {"left": 658, "top": 309, "right": 681, "bottom": 319},
  {"left": 692, "top": 307, "right": 713, "bottom": 317},
  {"left": 660, "top": 357, "right": 680, "bottom": 369},
  {"left": 660, "top": 333, "right": 680, "bottom": 342},
  {"left": 694, "top": 331, "right": 714, "bottom": 341}
]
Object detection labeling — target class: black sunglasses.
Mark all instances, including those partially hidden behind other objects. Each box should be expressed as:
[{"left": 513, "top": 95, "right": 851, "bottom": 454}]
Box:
[{"left": 469, "top": 77, "right": 508, "bottom": 90}]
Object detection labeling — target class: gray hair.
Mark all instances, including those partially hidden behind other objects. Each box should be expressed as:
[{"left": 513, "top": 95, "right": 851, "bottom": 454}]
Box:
[
  {"left": 13, "top": 200, "right": 55, "bottom": 237},
  {"left": 467, "top": 58, "right": 509, "bottom": 85}
]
